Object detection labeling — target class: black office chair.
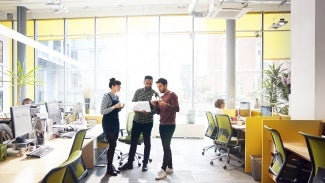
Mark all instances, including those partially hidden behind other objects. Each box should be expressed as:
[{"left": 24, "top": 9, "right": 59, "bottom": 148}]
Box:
[
  {"left": 202, "top": 111, "right": 219, "bottom": 155},
  {"left": 299, "top": 132, "right": 325, "bottom": 183},
  {"left": 264, "top": 125, "right": 302, "bottom": 183},
  {"left": 211, "top": 114, "right": 242, "bottom": 169}
]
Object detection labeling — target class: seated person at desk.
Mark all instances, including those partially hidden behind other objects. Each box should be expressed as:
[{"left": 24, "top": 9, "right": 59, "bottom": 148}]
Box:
[
  {"left": 22, "top": 98, "right": 33, "bottom": 105},
  {"left": 215, "top": 99, "right": 225, "bottom": 115}
]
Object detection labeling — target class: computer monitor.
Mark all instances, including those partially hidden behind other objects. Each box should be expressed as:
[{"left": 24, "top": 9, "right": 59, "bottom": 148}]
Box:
[
  {"left": 261, "top": 106, "right": 272, "bottom": 116},
  {"left": 239, "top": 102, "right": 251, "bottom": 117},
  {"left": 10, "top": 105, "right": 33, "bottom": 139},
  {"left": 45, "top": 102, "right": 61, "bottom": 124}
]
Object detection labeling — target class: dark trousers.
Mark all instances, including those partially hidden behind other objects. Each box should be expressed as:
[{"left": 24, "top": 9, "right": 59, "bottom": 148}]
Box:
[
  {"left": 105, "top": 132, "right": 118, "bottom": 166},
  {"left": 128, "top": 121, "right": 153, "bottom": 164},
  {"left": 159, "top": 125, "right": 176, "bottom": 170}
]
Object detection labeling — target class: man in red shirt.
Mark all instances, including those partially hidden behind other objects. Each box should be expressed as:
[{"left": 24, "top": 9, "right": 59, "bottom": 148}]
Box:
[{"left": 152, "top": 78, "right": 179, "bottom": 180}]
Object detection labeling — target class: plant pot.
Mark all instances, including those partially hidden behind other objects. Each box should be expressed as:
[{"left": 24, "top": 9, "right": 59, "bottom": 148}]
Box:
[{"left": 84, "top": 98, "right": 91, "bottom": 114}]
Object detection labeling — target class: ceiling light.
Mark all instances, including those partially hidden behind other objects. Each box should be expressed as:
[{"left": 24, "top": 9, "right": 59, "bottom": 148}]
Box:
[{"left": 270, "top": 18, "right": 288, "bottom": 29}]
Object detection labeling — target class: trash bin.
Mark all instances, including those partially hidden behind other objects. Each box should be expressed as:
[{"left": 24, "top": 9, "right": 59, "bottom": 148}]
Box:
[{"left": 250, "top": 155, "right": 262, "bottom": 181}]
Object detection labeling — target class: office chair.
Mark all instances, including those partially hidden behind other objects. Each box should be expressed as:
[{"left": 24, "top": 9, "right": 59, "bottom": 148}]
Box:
[
  {"left": 96, "top": 133, "right": 123, "bottom": 167},
  {"left": 41, "top": 151, "right": 82, "bottom": 183},
  {"left": 264, "top": 125, "right": 301, "bottom": 183},
  {"left": 118, "top": 111, "right": 152, "bottom": 167},
  {"left": 202, "top": 111, "right": 219, "bottom": 155},
  {"left": 211, "top": 114, "right": 242, "bottom": 169},
  {"left": 299, "top": 132, "right": 325, "bottom": 183},
  {"left": 63, "top": 129, "right": 88, "bottom": 183}
]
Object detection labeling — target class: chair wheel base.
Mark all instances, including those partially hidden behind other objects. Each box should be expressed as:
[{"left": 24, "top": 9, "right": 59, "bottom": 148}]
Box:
[
  {"left": 138, "top": 163, "right": 141, "bottom": 167},
  {"left": 149, "top": 159, "right": 152, "bottom": 163},
  {"left": 210, "top": 161, "right": 213, "bottom": 165},
  {"left": 223, "top": 165, "right": 227, "bottom": 169}
]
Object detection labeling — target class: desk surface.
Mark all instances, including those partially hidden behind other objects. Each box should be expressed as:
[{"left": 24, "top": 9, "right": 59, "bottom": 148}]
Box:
[
  {"left": 0, "top": 124, "right": 103, "bottom": 183},
  {"left": 283, "top": 142, "right": 310, "bottom": 161}
]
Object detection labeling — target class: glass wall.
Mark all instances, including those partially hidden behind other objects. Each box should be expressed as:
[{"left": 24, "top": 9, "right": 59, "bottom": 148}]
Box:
[{"left": 21, "top": 13, "right": 290, "bottom": 124}]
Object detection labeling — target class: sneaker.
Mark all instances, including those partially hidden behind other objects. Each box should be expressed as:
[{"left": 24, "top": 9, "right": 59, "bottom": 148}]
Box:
[
  {"left": 166, "top": 167, "right": 173, "bottom": 175},
  {"left": 155, "top": 169, "right": 167, "bottom": 180},
  {"left": 118, "top": 162, "right": 133, "bottom": 171}
]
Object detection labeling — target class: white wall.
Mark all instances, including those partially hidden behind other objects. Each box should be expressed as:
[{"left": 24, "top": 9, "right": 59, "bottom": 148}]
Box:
[{"left": 291, "top": 0, "right": 325, "bottom": 120}]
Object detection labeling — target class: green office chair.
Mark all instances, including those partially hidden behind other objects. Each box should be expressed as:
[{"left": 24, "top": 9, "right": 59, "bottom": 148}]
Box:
[
  {"left": 202, "top": 111, "right": 219, "bottom": 155},
  {"left": 118, "top": 111, "right": 152, "bottom": 167},
  {"left": 264, "top": 125, "right": 301, "bottom": 182},
  {"left": 211, "top": 114, "right": 242, "bottom": 169},
  {"left": 299, "top": 132, "right": 325, "bottom": 183},
  {"left": 41, "top": 151, "right": 82, "bottom": 183},
  {"left": 63, "top": 129, "right": 88, "bottom": 183}
]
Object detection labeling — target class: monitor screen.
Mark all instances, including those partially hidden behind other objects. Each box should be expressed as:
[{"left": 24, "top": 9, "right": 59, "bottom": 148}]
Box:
[
  {"left": 10, "top": 105, "right": 33, "bottom": 138},
  {"left": 45, "top": 102, "right": 61, "bottom": 124},
  {"left": 261, "top": 106, "right": 272, "bottom": 116}
]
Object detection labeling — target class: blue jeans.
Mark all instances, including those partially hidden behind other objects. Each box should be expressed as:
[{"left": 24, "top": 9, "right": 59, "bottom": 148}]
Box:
[{"left": 159, "top": 125, "right": 175, "bottom": 170}]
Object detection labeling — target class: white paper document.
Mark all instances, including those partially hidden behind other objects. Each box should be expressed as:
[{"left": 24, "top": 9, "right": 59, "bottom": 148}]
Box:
[{"left": 132, "top": 101, "right": 151, "bottom": 112}]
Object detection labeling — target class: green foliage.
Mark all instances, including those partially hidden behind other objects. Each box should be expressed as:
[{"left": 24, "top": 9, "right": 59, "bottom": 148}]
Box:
[
  {"left": 263, "top": 63, "right": 290, "bottom": 115},
  {"left": 2, "top": 61, "right": 43, "bottom": 104}
]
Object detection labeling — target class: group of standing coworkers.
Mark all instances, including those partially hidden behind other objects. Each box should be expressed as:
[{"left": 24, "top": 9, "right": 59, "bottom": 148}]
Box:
[{"left": 100, "top": 76, "right": 180, "bottom": 180}]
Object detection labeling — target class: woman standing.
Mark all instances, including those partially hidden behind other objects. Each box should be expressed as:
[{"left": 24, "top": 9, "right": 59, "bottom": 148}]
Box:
[{"left": 100, "top": 78, "right": 124, "bottom": 176}]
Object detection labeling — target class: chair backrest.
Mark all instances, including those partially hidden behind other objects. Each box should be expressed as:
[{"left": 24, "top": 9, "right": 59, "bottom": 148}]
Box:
[
  {"left": 125, "top": 112, "right": 135, "bottom": 136},
  {"left": 41, "top": 151, "right": 81, "bottom": 183},
  {"left": 205, "top": 111, "right": 218, "bottom": 139},
  {"left": 264, "top": 125, "right": 286, "bottom": 178},
  {"left": 215, "top": 114, "right": 232, "bottom": 144},
  {"left": 69, "top": 129, "right": 87, "bottom": 155},
  {"left": 299, "top": 132, "right": 325, "bottom": 179}
]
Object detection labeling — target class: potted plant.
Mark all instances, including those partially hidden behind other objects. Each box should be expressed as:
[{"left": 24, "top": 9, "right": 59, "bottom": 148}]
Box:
[
  {"left": 82, "top": 85, "right": 91, "bottom": 114},
  {"left": 262, "top": 63, "right": 290, "bottom": 115},
  {"left": 2, "top": 61, "right": 43, "bottom": 105}
]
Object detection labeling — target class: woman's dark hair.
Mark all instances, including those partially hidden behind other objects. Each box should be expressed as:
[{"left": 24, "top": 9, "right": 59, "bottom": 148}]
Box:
[
  {"left": 214, "top": 99, "right": 225, "bottom": 108},
  {"left": 109, "top": 78, "right": 121, "bottom": 89}
]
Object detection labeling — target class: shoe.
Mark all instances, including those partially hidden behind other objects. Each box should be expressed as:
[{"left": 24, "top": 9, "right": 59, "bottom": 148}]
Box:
[
  {"left": 112, "top": 165, "right": 120, "bottom": 173},
  {"left": 118, "top": 162, "right": 133, "bottom": 171},
  {"left": 142, "top": 163, "right": 148, "bottom": 172},
  {"left": 166, "top": 167, "right": 173, "bottom": 175},
  {"left": 155, "top": 169, "right": 167, "bottom": 180},
  {"left": 106, "top": 165, "right": 118, "bottom": 176}
]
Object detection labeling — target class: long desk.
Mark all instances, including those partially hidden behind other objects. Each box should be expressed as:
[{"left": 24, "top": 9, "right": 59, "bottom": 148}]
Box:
[
  {"left": 283, "top": 142, "right": 310, "bottom": 161},
  {"left": 0, "top": 124, "right": 103, "bottom": 183}
]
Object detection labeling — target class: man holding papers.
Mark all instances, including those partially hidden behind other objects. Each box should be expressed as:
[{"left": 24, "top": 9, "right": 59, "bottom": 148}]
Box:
[{"left": 119, "top": 75, "right": 159, "bottom": 172}]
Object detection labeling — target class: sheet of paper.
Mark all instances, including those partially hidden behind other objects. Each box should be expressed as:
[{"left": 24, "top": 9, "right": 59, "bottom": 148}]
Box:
[{"left": 132, "top": 101, "right": 151, "bottom": 112}]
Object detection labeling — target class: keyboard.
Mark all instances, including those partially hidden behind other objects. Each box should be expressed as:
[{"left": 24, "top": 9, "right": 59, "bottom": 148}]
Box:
[{"left": 27, "top": 146, "right": 54, "bottom": 158}]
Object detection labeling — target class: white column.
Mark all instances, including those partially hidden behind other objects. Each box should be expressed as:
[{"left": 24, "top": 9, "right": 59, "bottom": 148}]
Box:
[
  {"left": 226, "top": 20, "right": 236, "bottom": 109},
  {"left": 291, "top": 0, "right": 325, "bottom": 119}
]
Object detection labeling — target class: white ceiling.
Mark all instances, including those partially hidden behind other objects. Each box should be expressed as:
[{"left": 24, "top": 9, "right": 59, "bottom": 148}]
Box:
[{"left": 0, "top": 0, "right": 290, "bottom": 20}]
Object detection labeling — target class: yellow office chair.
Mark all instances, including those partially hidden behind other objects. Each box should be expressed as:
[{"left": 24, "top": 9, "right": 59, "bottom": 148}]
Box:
[
  {"left": 299, "top": 132, "right": 325, "bottom": 183},
  {"left": 41, "top": 151, "right": 82, "bottom": 183},
  {"left": 202, "top": 111, "right": 219, "bottom": 155},
  {"left": 118, "top": 111, "right": 152, "bottom": 167},
  {"left": 264, "top": 125, "right": 301, "bottom": 182},
  {"left": 211, "top": 114, "right": 242, "bottom": 169},
  {"left": 63, "top": 129, "right": 88, "bottom": 183}
]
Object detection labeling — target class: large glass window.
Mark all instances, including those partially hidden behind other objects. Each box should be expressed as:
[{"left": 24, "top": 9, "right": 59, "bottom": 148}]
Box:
[{"left": 23, "top": 13, "right": 289, "bottom": 123}]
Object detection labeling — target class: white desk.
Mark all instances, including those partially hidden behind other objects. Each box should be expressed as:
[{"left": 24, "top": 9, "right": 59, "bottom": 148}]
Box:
[{"left": 0, "top": 124, "right": 103, "bottom": 183}]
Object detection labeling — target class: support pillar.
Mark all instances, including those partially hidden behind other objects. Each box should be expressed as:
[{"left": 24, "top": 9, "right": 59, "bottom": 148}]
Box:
[{"left": 226, "top": 20, "right": 236, "bottom": 109}]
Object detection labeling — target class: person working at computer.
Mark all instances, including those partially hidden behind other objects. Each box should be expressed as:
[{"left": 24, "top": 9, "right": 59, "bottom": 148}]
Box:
[
  {"left": 22, "top": 98, "right": 33, "bottom": 105},
  {"left": 100, "top": 78, "right": 124, "bottom": 176},
  {"left": 215, "top": 98, "right": 225, "bottom": 114},
  {"left": 151, "top": 78, "right": 179, "bottom": 180},
  {"left": 119, "top": 75, "right": 159, "bottom": 172}
]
